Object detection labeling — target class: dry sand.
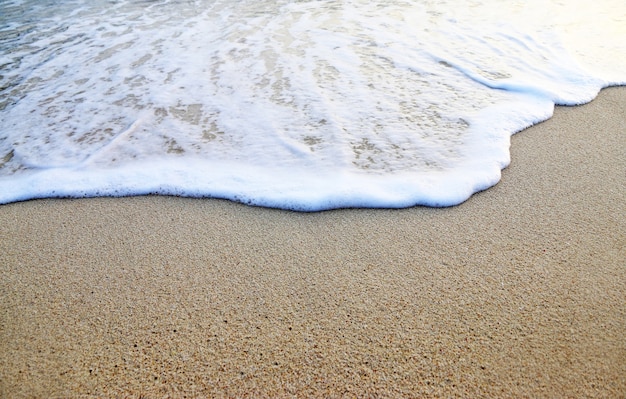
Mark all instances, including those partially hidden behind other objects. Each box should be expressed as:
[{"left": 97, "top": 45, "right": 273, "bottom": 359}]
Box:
[{"left": 1, "top": 87, "right": 625, "bottom": 398}]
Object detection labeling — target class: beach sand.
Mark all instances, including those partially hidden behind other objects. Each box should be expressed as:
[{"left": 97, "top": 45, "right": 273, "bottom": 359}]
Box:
[{"left": 1, "top": 87, "right": 624, "bottom": 398}]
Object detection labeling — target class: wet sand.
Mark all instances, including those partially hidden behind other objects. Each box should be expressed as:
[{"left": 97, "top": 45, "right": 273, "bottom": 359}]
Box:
[{"left": 1, "top": 87, "right": 624, "bottom": 398}]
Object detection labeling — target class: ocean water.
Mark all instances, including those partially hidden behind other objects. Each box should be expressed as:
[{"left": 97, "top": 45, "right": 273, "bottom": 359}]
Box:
[{"left": 1, "top": 0, "right": 624, "bottom": 210}]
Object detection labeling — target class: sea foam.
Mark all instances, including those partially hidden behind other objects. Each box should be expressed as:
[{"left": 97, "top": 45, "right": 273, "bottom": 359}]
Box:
[{"left": 1, "top": 0, "right": 624, "bottom": 210}]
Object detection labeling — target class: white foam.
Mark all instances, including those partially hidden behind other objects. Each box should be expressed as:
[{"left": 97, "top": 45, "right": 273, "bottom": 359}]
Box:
[{"left": 1, "top": 0, "right": 625, "bottom": 210}]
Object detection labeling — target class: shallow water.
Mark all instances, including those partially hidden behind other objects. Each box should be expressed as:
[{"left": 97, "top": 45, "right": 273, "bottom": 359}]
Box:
[{"left": 1, "top": 0, "right": 625, "bottom": 210}]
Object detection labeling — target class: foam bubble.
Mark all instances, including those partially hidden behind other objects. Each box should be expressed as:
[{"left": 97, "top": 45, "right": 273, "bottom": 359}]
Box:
[{"left": 1, "top": 0, "right": 624, "bottom": 209}]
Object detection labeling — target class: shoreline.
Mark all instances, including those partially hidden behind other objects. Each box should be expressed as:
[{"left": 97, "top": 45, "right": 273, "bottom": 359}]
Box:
[{"left": 1, "top": 86, "right": 624, "bottom": 397}]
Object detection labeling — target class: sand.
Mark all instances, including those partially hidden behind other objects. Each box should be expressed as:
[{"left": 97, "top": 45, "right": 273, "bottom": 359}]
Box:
[{"left": 1, "top": 86, "right": 624, "bottom": 398}]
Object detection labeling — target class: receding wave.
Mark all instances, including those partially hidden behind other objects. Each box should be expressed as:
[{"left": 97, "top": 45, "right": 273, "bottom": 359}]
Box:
[{"left": 0, "top": 0, "right": 624, "bottom": 210}]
